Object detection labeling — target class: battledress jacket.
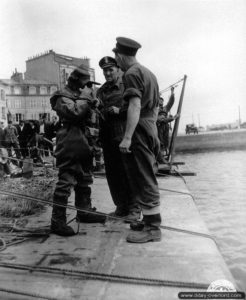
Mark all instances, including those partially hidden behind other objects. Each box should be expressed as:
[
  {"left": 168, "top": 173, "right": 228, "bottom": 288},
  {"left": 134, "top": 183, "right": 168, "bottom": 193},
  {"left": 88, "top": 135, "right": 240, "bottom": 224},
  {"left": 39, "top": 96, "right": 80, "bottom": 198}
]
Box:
[{"left": 50, "top": 88, "right": 93, "bottom": 172}]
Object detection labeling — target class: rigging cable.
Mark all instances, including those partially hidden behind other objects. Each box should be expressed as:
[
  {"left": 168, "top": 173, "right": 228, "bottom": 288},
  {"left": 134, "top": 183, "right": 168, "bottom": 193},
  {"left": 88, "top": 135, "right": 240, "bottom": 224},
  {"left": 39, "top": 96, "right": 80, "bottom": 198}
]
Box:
[
  {"left": 0, "top": 262, "right": 209, "bottom": 290},
  {"left": 0, "top": 189, "right": 216, "bottom": 243}
]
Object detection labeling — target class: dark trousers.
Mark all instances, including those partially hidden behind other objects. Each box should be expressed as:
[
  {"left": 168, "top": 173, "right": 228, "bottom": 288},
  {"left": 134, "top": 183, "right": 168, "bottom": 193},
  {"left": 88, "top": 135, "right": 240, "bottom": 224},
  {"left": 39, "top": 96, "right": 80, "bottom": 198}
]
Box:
[
  {"left": 6, "top": 142, "right": 22, "bottom": 163},
  {"left": 121, "top": 119, "right": 160, "bottom": 211},
  {"left": 101, "top": 124, "right": 140, "bottom": 213},
  {"left": 19, "top": 140, "right": 28, "bottom": 158},
  {"left": 52, "top": 167, "right": 93, "bottom": 217}
]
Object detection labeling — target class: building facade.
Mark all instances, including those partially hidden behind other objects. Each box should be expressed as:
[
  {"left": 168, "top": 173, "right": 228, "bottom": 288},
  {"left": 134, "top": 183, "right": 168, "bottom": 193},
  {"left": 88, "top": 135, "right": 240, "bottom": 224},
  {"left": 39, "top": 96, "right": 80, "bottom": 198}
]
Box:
[
  {"left": 0, "top": 81, "right": 8, "bottom": 126},
  {"left": 0, "top": 50, "right": 96, "bottom": 124},
  {"left": 0, "top": 70, "right": 58, "bottom": 123},
  {"left": 25, "top": 50, "right": 95, "bottom": 89}
]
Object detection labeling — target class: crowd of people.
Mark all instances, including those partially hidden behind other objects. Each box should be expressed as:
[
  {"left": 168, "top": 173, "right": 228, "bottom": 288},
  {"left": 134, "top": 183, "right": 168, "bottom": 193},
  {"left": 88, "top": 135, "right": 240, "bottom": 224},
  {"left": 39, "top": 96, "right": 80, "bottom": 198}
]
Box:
[
  {"left": 0, "top": 116, "right": 61, "bottom": 175},
  {"left": 49, "top": 36, "right": 179, "bottom": 244}
]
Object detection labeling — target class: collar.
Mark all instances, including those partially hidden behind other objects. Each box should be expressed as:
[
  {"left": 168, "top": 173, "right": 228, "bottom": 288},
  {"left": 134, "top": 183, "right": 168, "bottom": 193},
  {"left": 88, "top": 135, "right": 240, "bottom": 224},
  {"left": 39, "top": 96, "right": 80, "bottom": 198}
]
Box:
[
  {"left": 102, "top": 76, "right": 122, "bottom": 90},
  {"left": 65, "top": 86, "right": 81, "bottom": 98}
]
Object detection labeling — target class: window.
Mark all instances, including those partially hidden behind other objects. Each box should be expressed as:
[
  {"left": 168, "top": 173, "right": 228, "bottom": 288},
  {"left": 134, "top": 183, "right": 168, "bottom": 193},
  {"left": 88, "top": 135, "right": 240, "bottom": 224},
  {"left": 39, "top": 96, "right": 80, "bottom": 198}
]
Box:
[
  {"left": 30, "top": 99, "right": 36, "bottom": 108},
  {"left": 14, "top": 86, "right": 21, "bottom": 95},
  {"left": 29, "top": 86, "right": 36, "bottom": 95},
  {"left": 0, "top": 89, "right": 5, "bottom": 100},
  {"left": 2, "top": 107, "right": 6, "bottom": 119},
  {"left": 50, "top": 86, "right": 58, "bottom": 94},
  {"left": 40, "top": 86, "right": 47, "bottom": 95},
  {"left": 15, "top": 113, "right": 22, "bottom": 122},
  {"left": 15, "top": 99, "right": 21, "bottom": 108},
  {"left": 41, "top": 99, "right": 46, "bottom": 107}
]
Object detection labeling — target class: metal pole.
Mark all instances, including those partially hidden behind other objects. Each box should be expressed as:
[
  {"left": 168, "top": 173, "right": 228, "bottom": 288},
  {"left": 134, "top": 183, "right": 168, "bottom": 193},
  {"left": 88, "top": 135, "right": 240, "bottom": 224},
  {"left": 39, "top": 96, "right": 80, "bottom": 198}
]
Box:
[
  {"left": 238, "top": 105, "right": 241, "bottom": 128},
  {"left": 167, "top": 75, "right": 188, "bottom": 165}
]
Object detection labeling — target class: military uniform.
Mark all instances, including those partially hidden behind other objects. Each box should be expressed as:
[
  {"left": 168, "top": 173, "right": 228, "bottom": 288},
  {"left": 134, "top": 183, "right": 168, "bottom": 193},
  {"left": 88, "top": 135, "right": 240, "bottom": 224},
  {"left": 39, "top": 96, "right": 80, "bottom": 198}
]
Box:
[
  {"left": 97, "top": 58, "right": 140, "bottom": 216},
  {"left": 113, "top": 37, "right": 162, "bottom": 242},
  {"left": 120, "top": 62, "right": 160, "bottom": 215},
  {"left": 157, "top": 93, "right": 175, "bottom": 160}
]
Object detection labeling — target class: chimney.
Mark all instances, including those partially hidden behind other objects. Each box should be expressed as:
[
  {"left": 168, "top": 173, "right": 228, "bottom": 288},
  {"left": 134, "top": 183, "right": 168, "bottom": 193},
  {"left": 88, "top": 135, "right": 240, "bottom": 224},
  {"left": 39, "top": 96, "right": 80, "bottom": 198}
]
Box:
[{"left": 11, "top": 69, "right": 23, "bottom": 82}]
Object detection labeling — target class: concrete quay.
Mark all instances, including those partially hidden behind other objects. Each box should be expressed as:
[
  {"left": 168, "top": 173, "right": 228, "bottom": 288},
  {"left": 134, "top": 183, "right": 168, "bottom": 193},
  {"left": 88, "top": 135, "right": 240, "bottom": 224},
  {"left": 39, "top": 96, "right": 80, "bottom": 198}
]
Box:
[{"left": 0, "top": 175, "right": 238, "bottom": 299}]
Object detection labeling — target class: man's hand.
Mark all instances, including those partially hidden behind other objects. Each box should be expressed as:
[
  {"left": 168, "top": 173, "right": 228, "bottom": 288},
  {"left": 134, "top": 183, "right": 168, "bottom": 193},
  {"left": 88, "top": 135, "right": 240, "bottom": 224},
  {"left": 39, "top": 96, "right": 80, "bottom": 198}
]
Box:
[
  {"left": 106, "top": 106, "right": 120, "bottom": 115},
  {"left": 119, "top": 136, "right": 132, "bottom": 153},
  {"left": 174, "top": 113, "right": 180, "bottom": 120}
]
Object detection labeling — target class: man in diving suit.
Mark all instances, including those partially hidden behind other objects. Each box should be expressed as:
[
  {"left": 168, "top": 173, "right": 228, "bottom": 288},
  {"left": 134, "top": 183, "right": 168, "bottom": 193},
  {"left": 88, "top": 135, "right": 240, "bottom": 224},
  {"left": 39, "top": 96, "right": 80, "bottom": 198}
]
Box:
[{"left": 50, "top": 65, "right": 106, "bottom": 236}]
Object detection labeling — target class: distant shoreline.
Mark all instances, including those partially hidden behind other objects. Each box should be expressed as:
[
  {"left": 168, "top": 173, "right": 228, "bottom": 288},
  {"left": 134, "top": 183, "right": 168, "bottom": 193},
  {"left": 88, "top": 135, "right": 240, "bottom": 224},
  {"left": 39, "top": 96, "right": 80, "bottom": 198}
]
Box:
[{"left": 175, "top": 129, "right": 246, "bottom": 152}]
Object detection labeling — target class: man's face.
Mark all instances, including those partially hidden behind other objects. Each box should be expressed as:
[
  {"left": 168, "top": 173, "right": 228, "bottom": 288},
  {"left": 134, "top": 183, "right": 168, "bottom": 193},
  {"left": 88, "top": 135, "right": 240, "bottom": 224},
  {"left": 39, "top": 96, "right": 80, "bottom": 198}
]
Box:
[
  {"left": 114, "top": 53, "right": 125, "bottom": 71},
  {"left": 103, "top": 66, "right": 118, "bottom": 83}
]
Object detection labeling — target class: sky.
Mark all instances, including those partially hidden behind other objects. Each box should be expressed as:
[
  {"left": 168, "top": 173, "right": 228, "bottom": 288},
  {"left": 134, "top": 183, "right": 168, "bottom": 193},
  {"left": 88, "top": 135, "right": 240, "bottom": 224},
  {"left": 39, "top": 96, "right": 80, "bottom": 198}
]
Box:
[{"left": 0, "top": 0, "right": 245, "bottom": 132}]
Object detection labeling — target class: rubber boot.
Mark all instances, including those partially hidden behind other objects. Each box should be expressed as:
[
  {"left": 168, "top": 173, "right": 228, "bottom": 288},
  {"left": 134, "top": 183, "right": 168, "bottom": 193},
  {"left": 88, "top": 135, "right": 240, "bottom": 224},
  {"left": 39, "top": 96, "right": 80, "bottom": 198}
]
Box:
[
  {"left": 75, "top": 187, "right": 106, "bottom": 224},
  {"left": 127, "top": 214, "right": 162, "bottom": 243},
  {"left": 50, "top": 197, "right": 75, "bottom": 236},
  {"left": 76, "top": 206, "right": 106, "bottom": 223}
]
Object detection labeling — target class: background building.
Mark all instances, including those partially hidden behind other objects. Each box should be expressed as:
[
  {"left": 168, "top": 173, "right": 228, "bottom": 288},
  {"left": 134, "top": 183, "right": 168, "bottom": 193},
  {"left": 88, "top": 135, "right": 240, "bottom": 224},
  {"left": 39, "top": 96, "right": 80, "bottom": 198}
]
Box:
[
  {"left": 0, "top": 50, "right": 96, "bottom": 124},
  {"left": 25, "top": 50, "right": 95, "bottom": 89},
  {"left": 0, "top": 70, "right": 58, "bottom": 123},
  {"left": 0, "top": 81, "right": 8, "bottom": 126}
]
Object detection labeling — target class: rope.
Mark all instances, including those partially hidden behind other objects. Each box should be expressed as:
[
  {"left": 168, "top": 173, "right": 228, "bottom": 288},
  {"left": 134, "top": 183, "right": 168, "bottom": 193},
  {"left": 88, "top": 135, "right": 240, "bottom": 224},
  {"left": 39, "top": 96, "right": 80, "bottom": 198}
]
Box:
[
  {"left": 0, "top": 262, "right": 209, "bottom": 290},
  {"left": 172, "top": 168, "right": 187, "bottom": 184},
  {"left": 0, "top": 237, "right": 6, "bottom": 252},
  {"left": 160, "top": 78, "right": 184, "bottom": 93},
  {"left": 158, "top": 186, "right": 195, "bottom": 201},
  {"left": 0, "top": 287, "right": 58, "bottom": 300},
  {"left": 0, "top": 189, "right": 216, "bottom": 243}
]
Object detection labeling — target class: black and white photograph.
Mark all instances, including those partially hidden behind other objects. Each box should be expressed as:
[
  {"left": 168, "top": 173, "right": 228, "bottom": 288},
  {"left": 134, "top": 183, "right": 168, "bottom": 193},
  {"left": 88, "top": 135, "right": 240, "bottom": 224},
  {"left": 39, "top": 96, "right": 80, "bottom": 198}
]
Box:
[{"left": 0, "top": 0, "right": 245, "bottom": 298}]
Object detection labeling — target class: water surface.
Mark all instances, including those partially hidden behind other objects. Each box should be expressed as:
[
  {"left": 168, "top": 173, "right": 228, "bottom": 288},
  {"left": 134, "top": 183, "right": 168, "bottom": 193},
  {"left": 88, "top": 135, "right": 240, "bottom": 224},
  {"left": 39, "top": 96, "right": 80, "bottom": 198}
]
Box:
[{"left": 176, "top": 150, "right": 246, "bottom": 291}]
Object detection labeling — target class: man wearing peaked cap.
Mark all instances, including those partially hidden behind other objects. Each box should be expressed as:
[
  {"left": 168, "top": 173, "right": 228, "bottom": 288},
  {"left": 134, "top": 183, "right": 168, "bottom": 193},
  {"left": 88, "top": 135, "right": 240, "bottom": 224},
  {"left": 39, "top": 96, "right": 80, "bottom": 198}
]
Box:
[
  {"left": 97, "top": 56, "right": 141, "bottom": 220},
  {"left": 113, "top": 37, "right": 141, "bottom": 56},
  {"left": 112, "top": 37, "right": 162, "bottom": 243},
  {"left": 99, "top": 56, "right": 118, "bottom": 69}
]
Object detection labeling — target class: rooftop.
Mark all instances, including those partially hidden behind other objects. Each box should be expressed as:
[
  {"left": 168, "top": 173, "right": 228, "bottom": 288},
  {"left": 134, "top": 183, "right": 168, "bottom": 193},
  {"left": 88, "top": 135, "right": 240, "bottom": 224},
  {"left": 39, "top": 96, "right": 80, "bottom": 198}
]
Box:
[{"left": 0, "top": 79, "right": 57, "bottom": 86}]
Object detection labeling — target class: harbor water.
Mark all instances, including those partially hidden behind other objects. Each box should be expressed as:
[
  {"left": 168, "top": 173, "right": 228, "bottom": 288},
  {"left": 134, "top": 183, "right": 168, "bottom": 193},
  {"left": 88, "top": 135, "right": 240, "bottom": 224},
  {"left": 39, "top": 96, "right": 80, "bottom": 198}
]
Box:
[{"left": 176, "top": 150, "right": 246, "bottom": 291}]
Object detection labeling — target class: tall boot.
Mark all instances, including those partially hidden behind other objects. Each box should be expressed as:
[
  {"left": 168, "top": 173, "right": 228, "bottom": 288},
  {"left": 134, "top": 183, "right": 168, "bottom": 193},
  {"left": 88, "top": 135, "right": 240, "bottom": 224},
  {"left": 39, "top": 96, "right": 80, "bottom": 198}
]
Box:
[
  {"left": 50, "top": 196, "right": 75, "bottom": 236},
  {"left": 75, "top": 187, "right": 106, "bottom": 224},
  {"left": 127, "top": 213, "right": 162, "bottom": 243}
]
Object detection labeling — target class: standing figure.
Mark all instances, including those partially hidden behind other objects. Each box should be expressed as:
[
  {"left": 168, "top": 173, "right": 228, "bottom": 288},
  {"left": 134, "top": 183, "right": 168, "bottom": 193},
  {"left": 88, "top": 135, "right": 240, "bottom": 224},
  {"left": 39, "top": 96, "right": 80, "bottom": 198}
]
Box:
[
  {"left": 50, "top": 65, "right": 106, "bottom": 236},
  {"left": 4, "top": 121, "right": 22, "bottom": 164},
  {"left": 113, "top": 37, "right": 161, "bottom": 243},
  {"left": 0, "top": 122, "right": 5, "bottom": 147},
  {"left": 50, "top": 116, "right": 61, "bottom": 139},
  {"left": 47, "top": 116, "right": 61, "bottom": 156},
  {"left": 157, "top": 87, "right": 179, "bottom": 162},
  {"left": 97, "top": 56, "right": 140, "bottom": 220},
  {"left": 16, "top": 120, "right": 30, "bottom": 158}
]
